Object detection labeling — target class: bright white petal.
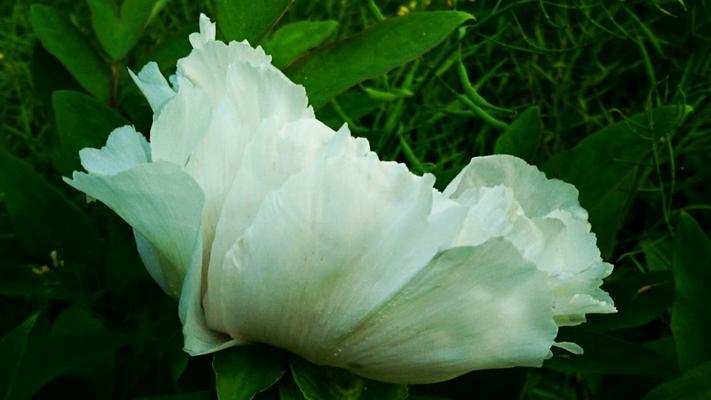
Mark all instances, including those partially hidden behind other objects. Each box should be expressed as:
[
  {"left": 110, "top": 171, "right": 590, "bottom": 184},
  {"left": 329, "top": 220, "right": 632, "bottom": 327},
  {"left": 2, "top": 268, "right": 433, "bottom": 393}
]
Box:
[
  {"left": 78, "top": 125, "right": 150, "bottom": 175},
  {"left": 65, "top": 162, "right": 204, "bottom": 297},
  {"left": 334, "top": 240, "right": 557, "bottom": 384},
  {"left": 177, "top": 42, "right": 271, "bottom": 103},
  {"left": 128, "top": 62, "right": 175, "bottom": 114},
  {"left": 444, "top": 155, "right": 615, "bottom": 327},
  {"left": 188, "top": 13, "right": 217, "bottom": 49},
  {"left": 203, "top": 149, "right": 466, "bottom": 378},
  {"left": 203, "top": 127, "right": 370, "bottom": 334},
  {"left": 444, "top": 155, "right": 585, "bottom": 219},
  {"left": 149, "top": 82, "right": 212, "bottom": 166}
]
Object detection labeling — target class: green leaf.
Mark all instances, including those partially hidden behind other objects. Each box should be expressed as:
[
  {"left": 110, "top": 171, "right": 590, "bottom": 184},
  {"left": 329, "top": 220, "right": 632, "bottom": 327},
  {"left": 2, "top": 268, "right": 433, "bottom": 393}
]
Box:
[
  {"left": 53, "top": 90, "right": 128, "bottom": 173},
  {"left": 9, "top": 307, "right": 124, "bottom": 400},
  {"left": 671, "top": 213, "right": 711, "bottom": 371},
  {"left": 543, "top": 105, "right": 692, "bottom": 257},
  {"left": 213, "top": 346, "right": 285, "bottom": 400},
  {"left": 544, "top": 331, "right": 677, "bottom": 376},
  {"left": 290, "top": 356, "right": 408, "bottom": 400},
  {"left": 286, "top": 11, "right": 473, "bottom": 108},
  {"left": 30, "top": 4, "right": 111, "bottom": 101},
  {"left": 87, "top": 0, "right": 164, "bottom": 61},
  {"left": 0, "top": 314, "right": 38, "bottom": 400},
  {"left": 217, "top": 0, "right": 294, "bottom": 43},
  {"left": 644, "top": 361, "right": 711, "bottom": 400},
  {"left": 586, "top": 271, "right": 673, "bottom": 331},
  {"left": 316, "top": 90, "right": 386, "bottom": 130},
  {"left": 494, "top": 106, "right": 542, "bottom": 162},
  {"left": 0, "top": 152, "right": 99, "bottom": 262},
  {"left": 263, "top": 20, "right": 338, "bottom": 68}
]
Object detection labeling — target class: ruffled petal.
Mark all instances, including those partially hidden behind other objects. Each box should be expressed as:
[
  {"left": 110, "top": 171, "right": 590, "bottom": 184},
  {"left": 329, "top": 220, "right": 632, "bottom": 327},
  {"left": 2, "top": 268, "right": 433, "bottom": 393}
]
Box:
[
  {"left": 202, "top": 145, "right": 466, "bottom": 371},
  {"left": 65, "top": 130, "right": 204, "bottom": 297},
  {"left": 78, "top": 126, "right": 150, "bottom": 175},
  {"left": 128, "top": 62, "right": 175, "bottom": 114},
  {"left": 444, "top": 155, "right": 616, "bottom": 328},
  {"left": 334, "top": 240, "right": 557, "bottom": 384},
  {"left": 202, "top": 129, "right": 372, "bottom": 335},
  {"left": 188, "top": 13, "right": 216, "bottom": 49}
]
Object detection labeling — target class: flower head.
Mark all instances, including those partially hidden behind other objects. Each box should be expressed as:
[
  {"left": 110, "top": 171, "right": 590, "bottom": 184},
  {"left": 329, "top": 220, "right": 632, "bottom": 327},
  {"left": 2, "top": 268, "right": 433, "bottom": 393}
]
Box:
[{"left": 65, "top": 14, "right": 615, "bottom": 384}]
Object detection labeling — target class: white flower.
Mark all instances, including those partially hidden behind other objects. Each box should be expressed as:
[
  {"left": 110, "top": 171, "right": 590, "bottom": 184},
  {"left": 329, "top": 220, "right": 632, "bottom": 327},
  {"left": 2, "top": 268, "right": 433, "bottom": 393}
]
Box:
[{"left": 65, "top": 14, "right": 615, "bottom": 384}]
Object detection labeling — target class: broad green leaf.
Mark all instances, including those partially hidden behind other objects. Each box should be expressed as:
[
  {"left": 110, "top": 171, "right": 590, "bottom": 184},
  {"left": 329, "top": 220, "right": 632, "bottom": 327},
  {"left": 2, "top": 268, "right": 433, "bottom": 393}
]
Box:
[
  {"left": 644, "top": 361, "right": 711, "bottom": 400},
  {"left": 317, "top": 90, "right": 386, "bottom": 130},
  {"left": 87, "top": 0, "right": 164, "bottom": 61},
  {"left": 9, "top": 307, "right": 124, "bottom": 400},
  {"left": 53, "top": 90, "right": 128, "bottom": 173},
  {"left": 586, "top": 271, "right": 673, "bottom": 331},
  {"left": 671, "top": 213, "right": 711, "bottom": 371},
  {"left": 286, "top": 11, "right": 473, "bottom": 108},
  {"left": 494, "top": 106, "right": 542, "bottom": 162},
  {"left": 279, "top": 376, "right": 305, "bottom": 400},
  {"left": 290, "top": 356, "right": 408, "bottom": 400},
  {"left": 544, "top": 105, "right": 691, "bottom": 257},
  {"left": 544, "top": 331, "right": 677, "bottom": 376},
  {"left": 30, "top": 5, "right": 111, "bottom": 100},
  {"left": 263, "top": 20, "right": 338, "bottom": 68},
  {"left": 217, "top": 0, "right": 293, "bottom": 43},
  {"left": 0, "top": 152, "right": 99, "bottom": 262},
  {"left": 0, "top": 314, "right": 38, "bottom": 400},
  {"left": 213, "top": 346, "right": 285, "bottom": 400},
  {"left": 642, "top": 238, "right": 674, "bottom": 271}
]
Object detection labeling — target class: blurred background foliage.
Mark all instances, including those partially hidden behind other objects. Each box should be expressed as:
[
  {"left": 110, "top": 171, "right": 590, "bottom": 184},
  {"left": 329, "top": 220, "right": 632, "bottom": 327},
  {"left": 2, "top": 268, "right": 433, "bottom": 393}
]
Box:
[{"left": 0, "top": 0, "right": 710, "bottom": 399}]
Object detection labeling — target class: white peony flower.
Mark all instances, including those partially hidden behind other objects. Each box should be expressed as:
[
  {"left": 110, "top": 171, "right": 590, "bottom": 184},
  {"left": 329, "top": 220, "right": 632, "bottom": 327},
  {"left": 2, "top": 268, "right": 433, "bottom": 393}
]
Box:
[{"left": 65, "top": 14, "right": 615, "bottom": 384}]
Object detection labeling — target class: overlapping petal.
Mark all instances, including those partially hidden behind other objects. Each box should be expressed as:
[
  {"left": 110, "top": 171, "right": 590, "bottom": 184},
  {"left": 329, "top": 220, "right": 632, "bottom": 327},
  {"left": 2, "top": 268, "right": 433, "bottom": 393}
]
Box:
[
  {"left": 66, "top": 14, "right": 615, "bottom": 385},
  {"left": 65, "top": 126, "right": 204, "bottom": 297}
]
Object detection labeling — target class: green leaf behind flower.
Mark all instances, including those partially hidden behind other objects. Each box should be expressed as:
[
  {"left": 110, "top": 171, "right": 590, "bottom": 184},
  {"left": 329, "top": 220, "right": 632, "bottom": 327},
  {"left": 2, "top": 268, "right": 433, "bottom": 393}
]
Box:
[
  {"left": 263, "top": 20, "right": 338, "bottom": 68},
  {"left": 286, "top": 11, "right": 473, "bottom": 108},
  {"left": 86, "top": 0, "right": 165, "bottom": 61},
  {"left": 0, "top": 152, "right": 99, "bottom": 262},
  {"left": 213, "top": 346, "right": 285, "bottom": 400},
  {"left": 52, "top": 90, "right": 128, "bottom": 174},
  {"left": 30, "top": 4, "right": 111, "bottom": 101},
  {"left": 644, "top": 361, "right": 711, "bottom": 400},
  {"left": 494, "top": 106, "right": 542, "bottom": 162},
  {"left": 217, "top": 0, "right": 293, "bottom": 44},
  {"left": 290, "top": 356, "right": 408, "bottom": 400},
  {"left": 543, "top": 105, "right": 692, "bottom": 257},
  {"left": 671, "top": 213, "right": 711, "bottom": 371}
]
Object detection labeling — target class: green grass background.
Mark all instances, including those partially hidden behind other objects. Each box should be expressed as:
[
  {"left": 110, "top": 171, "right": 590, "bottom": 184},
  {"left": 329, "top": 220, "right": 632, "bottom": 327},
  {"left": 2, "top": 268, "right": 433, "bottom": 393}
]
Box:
[{"left": 0, "top": 0, "right": 710, "bottom": 399}]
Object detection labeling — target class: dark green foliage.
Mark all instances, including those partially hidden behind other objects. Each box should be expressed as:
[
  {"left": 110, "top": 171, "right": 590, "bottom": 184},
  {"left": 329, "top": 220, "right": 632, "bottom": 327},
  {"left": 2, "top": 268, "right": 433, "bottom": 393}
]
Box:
[
  {"left": 289, "top": 356, "right": 408, "bottom": 400},
  {"left": 52, "top": 90, "right": 128, "bottom": 173},
  {"left": 285, "top": 11, "right": 473, "bottom": 108},
  {"left": 0, "top": 0, "right": 708, "bottom": 399},
  {"left": 217, "top": 0, "right": 293, "bottom": 43},
  {"left": 30, "top": 4, "right": 111, "bottom": 100},
  {"left": 671, "top": 214, "right": 711, "bottom": 371},
  {"left": 213, "top": 346, "right": 285, "bottom": 400}
]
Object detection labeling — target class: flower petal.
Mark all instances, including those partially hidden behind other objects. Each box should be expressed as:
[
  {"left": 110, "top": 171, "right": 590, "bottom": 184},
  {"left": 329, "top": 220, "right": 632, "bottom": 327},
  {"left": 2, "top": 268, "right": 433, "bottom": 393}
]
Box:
[
  {"left": 202, "top": 147, "right": 466, "bottom": 371},
  {"left": 128, "top": 62, "right": 175, "bottom": 114},
  {"left": 65, "top": 157, "right": 204, "bottom": 297},
  {"left": 334, "top": 240, "right": 557, "bottom": 384},
  {"left": 444, "top": 155, "right": 615, "bottom": 326},
  {"left": 78, "top": 125, "right": 150, "bottom": 175},
  {"left": 149, "top": 82, "right": 213, "bottom": 167}
]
